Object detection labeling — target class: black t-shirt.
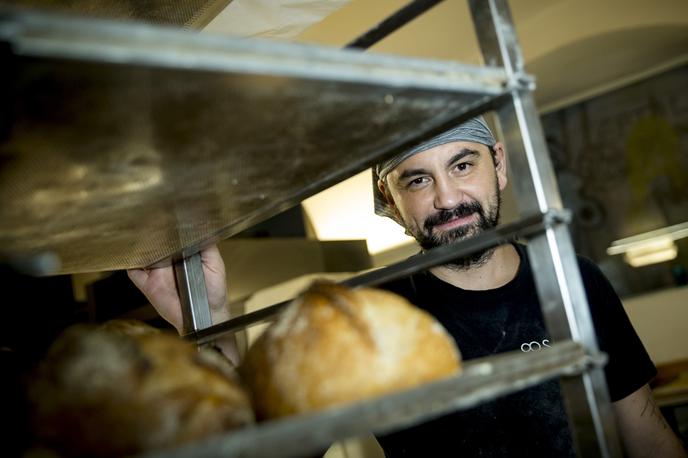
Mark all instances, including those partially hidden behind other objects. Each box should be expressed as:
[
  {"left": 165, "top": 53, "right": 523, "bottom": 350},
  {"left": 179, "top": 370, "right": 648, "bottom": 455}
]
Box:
[{"left": 376, "top": 243, "right": 656, "bottom": 457}]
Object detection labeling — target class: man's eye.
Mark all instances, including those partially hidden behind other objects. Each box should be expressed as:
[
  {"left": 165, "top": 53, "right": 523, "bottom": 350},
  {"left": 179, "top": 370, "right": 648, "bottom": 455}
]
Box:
[
  {"left": 455, "top": 162, "right": 471, "bottom": 172},
  {"left": 406, "top": 177, "right": 427, "bottom": 188}
]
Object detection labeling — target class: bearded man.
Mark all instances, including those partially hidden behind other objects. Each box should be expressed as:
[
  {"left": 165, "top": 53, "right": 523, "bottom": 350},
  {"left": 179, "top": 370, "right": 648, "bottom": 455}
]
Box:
[{"left": 370, "top": 117, "right": 684, "bottom": 457}]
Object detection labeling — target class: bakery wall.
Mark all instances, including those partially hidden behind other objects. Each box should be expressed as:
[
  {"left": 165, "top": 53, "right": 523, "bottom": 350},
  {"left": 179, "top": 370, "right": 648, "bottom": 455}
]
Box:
[
  {"left": 218, "top": 238, "right": 371, "bottom": 303},
  {"left": 623, "top": 286, "right": 688, "bottom": 366}
]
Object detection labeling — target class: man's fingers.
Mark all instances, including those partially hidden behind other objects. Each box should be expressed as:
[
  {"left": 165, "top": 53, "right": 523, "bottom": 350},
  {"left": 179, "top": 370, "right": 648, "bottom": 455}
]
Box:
[
  {"left": 201, "top": 244, "right": 225, "bottom": 273},
  {"left": 127, "top": 268, "right": 149, "bottom": 288}
]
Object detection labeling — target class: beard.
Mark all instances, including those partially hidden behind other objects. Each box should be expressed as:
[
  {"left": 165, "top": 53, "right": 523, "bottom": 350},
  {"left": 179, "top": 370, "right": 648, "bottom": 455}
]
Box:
[{"left": 411, "top": 183, "right": 502, "bottom": 270}]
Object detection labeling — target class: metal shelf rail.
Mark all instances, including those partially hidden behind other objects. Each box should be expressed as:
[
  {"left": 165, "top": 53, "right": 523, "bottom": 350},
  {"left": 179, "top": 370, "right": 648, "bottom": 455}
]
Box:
[
  {"left": 0, "top": 0, "right": 622, "bottom": 456},
  {"left": 0, "top": 6, "right": 510, "bottom": 274},
  {"left": 191, "top": 209, "right": 570, "bottom": 341},
  {"left": 144, "top": 340, "right": 602, "bottom": 458},
  {"left": 469, "top": 1, "right": 620, "bottom": 455}
]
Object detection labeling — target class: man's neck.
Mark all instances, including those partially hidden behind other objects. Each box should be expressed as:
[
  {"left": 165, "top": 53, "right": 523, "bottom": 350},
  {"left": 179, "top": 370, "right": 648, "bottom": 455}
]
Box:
[{"left": 429, "top": 243, "right": 520, "bottom": 291}]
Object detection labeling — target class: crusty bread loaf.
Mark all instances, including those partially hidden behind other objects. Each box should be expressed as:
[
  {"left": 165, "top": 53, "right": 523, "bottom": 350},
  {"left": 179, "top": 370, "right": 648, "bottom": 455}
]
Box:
[
  {"left": 28, "top": 319, "right": 254, "bottom": 457},
  {"left": 242, "top": 281, "right": 461, "bottom": 419}
]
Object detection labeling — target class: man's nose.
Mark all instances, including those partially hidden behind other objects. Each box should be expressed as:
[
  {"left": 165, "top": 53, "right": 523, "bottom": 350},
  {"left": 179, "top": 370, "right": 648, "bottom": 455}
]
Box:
[{"left": 433, "top": 177, "right": 462, "bottom": 210}]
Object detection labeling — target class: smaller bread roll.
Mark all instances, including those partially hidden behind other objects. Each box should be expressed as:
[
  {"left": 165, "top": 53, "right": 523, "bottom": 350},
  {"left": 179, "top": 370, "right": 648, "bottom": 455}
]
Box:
[
  {"left": 28, "top": 319, "right": 254, "bottom": 458},
  {"left": 242, "top": 281, "right": 461, "bottom": 419}
]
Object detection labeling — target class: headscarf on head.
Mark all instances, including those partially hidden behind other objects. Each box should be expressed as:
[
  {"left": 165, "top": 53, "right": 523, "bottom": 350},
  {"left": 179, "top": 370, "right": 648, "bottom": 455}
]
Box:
[{"left": 373, "top": 116, "right": 497, "bottom": 224}]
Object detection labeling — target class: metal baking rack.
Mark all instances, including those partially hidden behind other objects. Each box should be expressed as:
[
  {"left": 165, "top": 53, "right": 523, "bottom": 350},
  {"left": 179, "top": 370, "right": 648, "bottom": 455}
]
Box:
[
  {"left": 0, "top": 0, "right": 621, "bottom": 456},
  {"left": 146, "top": 340, "right": 601, "bottom": 458}
]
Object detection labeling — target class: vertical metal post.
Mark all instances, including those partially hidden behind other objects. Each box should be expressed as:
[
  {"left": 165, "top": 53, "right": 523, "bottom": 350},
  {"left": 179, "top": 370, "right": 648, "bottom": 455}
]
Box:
[
  {"left": 174, "top": 252, "right": 213, "bottom": 336},
  {"left": 467, "top": 0, "right": 622, "bottom": 456}
]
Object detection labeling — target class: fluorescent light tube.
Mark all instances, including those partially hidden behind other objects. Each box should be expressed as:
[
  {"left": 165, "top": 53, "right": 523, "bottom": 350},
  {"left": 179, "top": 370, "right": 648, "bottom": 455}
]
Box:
[{"left": 607, "top": 221, "right": 686, "bottom": 268}]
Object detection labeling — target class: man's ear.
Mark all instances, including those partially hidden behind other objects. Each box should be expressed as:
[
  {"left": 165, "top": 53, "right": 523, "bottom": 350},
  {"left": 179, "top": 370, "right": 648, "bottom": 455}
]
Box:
[
  {"left": 492, "top": 142, "right": 508, "bottom": 191},
  {"left": 377, "top": 178, "right": 393, "bottom": 206},
  {"left": 377, "top": 178, "right": 401, "bottom": 217}
]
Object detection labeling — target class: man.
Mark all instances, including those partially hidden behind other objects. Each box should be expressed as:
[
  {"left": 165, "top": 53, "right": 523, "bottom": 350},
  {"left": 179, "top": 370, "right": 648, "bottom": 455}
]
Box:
[
  {"left": 129, "top": 118, "right": 686, "bottom": 457},
  {"left": 370, "top": 117, "right": 686, "bottom": 457}
]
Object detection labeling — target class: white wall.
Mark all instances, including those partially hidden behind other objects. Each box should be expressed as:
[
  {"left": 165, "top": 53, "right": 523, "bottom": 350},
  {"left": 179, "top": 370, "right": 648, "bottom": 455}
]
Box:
[{"left": 622, "top": 286, "right": 688, "bottom": 366}]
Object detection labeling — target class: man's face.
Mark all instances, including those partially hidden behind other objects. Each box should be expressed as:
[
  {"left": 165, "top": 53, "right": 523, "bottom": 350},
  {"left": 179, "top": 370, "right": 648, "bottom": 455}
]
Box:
[{"left": 380, "top": 141, "right": 508, "bottom": 268}]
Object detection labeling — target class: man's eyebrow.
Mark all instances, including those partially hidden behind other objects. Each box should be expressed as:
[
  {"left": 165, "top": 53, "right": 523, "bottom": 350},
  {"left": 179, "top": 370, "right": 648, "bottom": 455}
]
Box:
[
  {"left": 397, "top": 167, "right": 429, "bottom": 181},
  {"left": 447, "top": 148, "right": 479, "bottom": 167}
]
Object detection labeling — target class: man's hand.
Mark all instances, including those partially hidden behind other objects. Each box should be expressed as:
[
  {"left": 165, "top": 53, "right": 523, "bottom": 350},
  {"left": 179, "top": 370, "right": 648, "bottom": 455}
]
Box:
[
  {"left": 127, "top": 245, "right": 229, "bottom": 334},
  {"left": 127, "top": 244, "right": 239, "bottom": 366}
]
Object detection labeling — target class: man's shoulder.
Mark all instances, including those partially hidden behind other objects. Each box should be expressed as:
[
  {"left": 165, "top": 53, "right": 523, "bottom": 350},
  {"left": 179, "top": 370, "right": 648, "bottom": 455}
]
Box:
[{"left": 574, "top": 252, "right": 610, "bottom": 291}]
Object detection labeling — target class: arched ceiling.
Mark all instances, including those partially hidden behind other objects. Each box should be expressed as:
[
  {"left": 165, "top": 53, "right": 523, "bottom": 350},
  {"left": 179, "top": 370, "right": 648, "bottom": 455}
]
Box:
[
  {"left": 287, "top": 0, "right": 688, "bottom": 111},
  {"left": 527, "top": 25, "right": 688, "bottom": 111}
]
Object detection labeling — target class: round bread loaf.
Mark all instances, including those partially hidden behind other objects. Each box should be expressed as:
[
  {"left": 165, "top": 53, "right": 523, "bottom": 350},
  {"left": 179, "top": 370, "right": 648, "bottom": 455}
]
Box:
[
  {"left": 28, "top": 319, "right": 254, "bottom": 457},
  {"left": 242, "top": 281, "right": 461, "bottom": 419}
]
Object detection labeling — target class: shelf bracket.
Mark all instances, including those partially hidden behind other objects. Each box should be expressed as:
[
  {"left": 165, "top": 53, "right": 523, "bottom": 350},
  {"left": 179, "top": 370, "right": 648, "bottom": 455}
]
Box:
[
  {"left": 469, "top": 0, "right": 623, "bottom": 456},
  {"left": 174, "top": 252, "right": 213, "bottom": 336}
]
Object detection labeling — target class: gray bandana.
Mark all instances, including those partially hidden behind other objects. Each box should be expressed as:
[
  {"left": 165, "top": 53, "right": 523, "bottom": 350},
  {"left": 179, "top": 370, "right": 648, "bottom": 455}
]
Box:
[{"left": 373, "top": 117, "right": 496, "bottom": 224}]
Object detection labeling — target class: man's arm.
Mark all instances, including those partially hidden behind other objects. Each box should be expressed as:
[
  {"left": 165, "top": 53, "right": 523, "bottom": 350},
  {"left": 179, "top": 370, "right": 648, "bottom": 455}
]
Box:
[
  {"left": 613, "top": 384, "right": 686, "bottom": 458},
  {"left": 127, "top": 244, "right": 240, "bottom": 366}
]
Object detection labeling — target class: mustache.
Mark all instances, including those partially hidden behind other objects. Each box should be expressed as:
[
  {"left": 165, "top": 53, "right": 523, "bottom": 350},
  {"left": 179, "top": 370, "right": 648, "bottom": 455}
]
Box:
[{"left": 424, "top": 201, "right": 484, "bottom": 232}]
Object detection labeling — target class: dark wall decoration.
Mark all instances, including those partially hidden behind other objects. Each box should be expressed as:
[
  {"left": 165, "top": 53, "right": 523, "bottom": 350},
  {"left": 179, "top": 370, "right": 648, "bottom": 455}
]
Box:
[{"left": 541, "top": 64, "right": 688, "bottom": 298}]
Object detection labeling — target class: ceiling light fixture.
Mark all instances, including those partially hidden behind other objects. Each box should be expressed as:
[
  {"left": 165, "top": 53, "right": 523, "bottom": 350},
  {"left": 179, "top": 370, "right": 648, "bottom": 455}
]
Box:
[{"left": 607, "top": 221, "right": 688, "bottom": 267}]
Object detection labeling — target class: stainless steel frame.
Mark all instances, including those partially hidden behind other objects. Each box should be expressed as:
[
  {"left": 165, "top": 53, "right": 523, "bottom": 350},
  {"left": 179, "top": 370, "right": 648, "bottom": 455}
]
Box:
[
  {"left": 2, "top": 0, "right": 232, "bottom": 29},
  {"left": 142, "top": 341, "right": 602, "bottom": 458},
  {"left": 174, "top": 252, "right": 213, "bottom": 333},
  {"left": 0, "top": 8, "right": 510, "bottom": 275},
  {"left": 468, "top": 0, "right": 621, "bottom": 455},
  {"left": 1, "top": 1, "right": 624, "bottom": 456},
  {"left": 346, "top": 0, "right": 445, "bottom": 50}
]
